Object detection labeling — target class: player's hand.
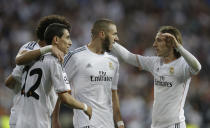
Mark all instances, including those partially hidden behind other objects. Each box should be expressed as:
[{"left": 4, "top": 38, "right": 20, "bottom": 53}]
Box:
[
  {"left": 162, "top": 33, "right": 181, "bottom": 48},
  {"left": 52, "top": 45, "right": 64, "bottom": 63},
  {"left": 52, "top": 121, "right": 61, "bottom": 128},
  {"left": 118, "top": 125, "right": 125, "bottom": 128},
  {"left": 84, "top": 106, "right": 92, "bottom": 120}
]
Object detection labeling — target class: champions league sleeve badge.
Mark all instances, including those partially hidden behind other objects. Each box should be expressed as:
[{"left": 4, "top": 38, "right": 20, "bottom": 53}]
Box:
[{"left": 169, "top": 67, "right": 174, "bottom": 74}]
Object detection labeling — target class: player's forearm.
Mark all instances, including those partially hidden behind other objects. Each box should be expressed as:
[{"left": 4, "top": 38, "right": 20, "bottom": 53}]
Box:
[
  {"left": 5, "top": 75, "right": 16, "bottom": 89},
  {"left": 58, "top": 92, "right": 86, "bottom": 110},
  {"left": 112, "top": 90, "right": 124, "bottom": 127},
  {"left": 176, "top": 45, "right": 201, "bottom": 74},
  {"left": 52, "top": 98, "right": 61, "bottom": 128},
  {"left": 112, "top": 43, "right": 139, "bottom": 67},
  {"left": 16, "top": 45, "right": 52, "bottom": 65},
  {"left": 16, "top": 50, "right": 41, "bottom": 65}
]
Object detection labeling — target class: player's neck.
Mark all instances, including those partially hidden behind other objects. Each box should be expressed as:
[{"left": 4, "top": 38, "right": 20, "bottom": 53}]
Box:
[
  {"left": 162, "top": 54, "right": 177, "bottom": 64},
  {"left": 38, "top": 40, "right": 47, "bottom": 47},
  {"left": 88, "top": 40, "right": 105, "bottom": 54}
]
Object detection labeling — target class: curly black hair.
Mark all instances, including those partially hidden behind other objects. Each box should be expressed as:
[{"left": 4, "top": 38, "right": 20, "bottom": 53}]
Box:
[{"left": 35, "top": 15, "right": 71, "bottom": 41}]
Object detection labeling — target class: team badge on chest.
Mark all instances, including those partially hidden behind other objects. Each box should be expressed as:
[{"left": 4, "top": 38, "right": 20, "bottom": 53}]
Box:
[
  {"left": 109, "top": 62, "right": 114, "bottom": 70},
  {"left": 169, "top": 67, "right": 174, "bottom": 74}
]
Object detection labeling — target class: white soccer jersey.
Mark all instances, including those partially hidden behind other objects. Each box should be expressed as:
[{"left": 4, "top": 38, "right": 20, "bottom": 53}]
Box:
[
  {"left": 137, "top": 56, "right": 192, "bottom": 128},
  {"left": 9, "top": 41, "right": 40, "bottom": 125},
  {"left": 63, "top": 45, "right": 119, "bottom": 128},
  {"left": 15, "top": 53, "right": 70, "bottom": 128}
]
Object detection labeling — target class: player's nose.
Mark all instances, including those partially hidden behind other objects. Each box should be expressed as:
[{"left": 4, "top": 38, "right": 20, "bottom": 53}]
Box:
[
  {"left": 153, "top": 41, "right": 157, "bottom": 47},
  {"left": 68, "top": 40, "right": 72, "bottom": 46}
]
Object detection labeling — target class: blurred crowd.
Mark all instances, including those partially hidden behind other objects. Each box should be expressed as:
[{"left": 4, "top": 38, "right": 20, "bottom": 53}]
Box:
[{"left": 0, "top": 0, "right": 210, "bottom": 128}]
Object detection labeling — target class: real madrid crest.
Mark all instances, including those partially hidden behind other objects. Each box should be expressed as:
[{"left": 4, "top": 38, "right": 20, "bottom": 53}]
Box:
[
  {"left": 169, "top": 67, "right": 174, "bottom": 74},
  {"left": 109, "top": 62, "right": 114, "bottom": 70}
]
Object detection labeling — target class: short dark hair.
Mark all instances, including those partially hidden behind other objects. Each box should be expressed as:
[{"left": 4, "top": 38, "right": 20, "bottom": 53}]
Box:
[
  {"left": 91, "top": 19, "right": 115, "bottom": 38},
  {"left": 36, "top": 15, "right": 71, "bottom": 41},
  {"left": 44, "top": 23, "right": 70, "bottom": 45},
  {"left": 158, "top": 26, "right": 183, "bottom": 58}
]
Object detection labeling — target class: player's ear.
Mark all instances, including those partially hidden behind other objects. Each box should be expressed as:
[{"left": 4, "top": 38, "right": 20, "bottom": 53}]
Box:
[
  {"left": 52, "top": 36, "right": 59, "bottom": 45},
  {"left": 98, "top": 31, "right": 105, "bottom": 39}
]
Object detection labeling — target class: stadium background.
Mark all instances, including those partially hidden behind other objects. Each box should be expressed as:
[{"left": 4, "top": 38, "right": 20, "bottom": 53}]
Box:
[{"left": 0, "top": 0, "right": 209, "bottom": 127}]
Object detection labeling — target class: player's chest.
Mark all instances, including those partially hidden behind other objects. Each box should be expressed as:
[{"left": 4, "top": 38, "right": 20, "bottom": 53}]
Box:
[
  {"left": 78, "top": 57, "right": 116, "bottom": 78},
  {"left": 153, "top": 64, "right": 180, "bottom": 87}
]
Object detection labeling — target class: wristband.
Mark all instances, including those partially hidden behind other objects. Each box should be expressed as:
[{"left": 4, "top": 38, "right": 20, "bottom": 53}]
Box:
[
  {"left": 40, "top": 45, "right": 52, "bottom": 55},
  {"left": 117, "top": 121, "right": 124, "bottom": 127},
  {"left": 83, "top": 103, "right": 88, "bottom": 111}
]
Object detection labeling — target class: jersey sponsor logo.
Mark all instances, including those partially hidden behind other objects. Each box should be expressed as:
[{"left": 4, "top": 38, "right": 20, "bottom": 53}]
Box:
[
  {"left": 90, "top": 71, "right": 113, "bottom": 82},
  {"left": 155, "top": 76, "right": 173, "bottom": 87}
]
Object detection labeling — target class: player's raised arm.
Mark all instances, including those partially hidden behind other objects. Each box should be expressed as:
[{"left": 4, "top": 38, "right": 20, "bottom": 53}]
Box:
[
  {"left": 162, "top": 33, "right": 201, "bottom": 75},
  {"left": 112, "top": 42, "right": 142, "bottom": 70},
  {"left": 16, "top": 45, "right": 64, "bottom": 65}
]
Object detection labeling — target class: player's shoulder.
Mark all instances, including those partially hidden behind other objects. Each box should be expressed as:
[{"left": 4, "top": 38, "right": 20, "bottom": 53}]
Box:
[
  {"left": 66, "top": 45, "right": 87, "bottom": 58},
  {"left": 42, "top": 53, "right": 60, "bottom": 64},
  {"left": 20, "top": 41, "right": 39, "bottom": 50},
  {"left": 175, "top": 56, "right": 186, "bottom": 65},
  {"left": 105, "top": 52, "right": 119, "bottom": 64},
  {"left": 63, "top": 45, "right": 87, "bottom": 66},
  {"left": 142, "top": 55, "right": 160, "bottom": 62}
]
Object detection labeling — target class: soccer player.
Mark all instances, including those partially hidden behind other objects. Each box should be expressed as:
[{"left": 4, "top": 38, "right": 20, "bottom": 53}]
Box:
[
  {"left": 14, "top": 23, "right": 92, "bottom": 128},
  {"left": 5, "top": 15, "right": 74, "bottom": 128},
  {"left": 111, "top": 26, "right": 201, "bottom": 128},
  {"left": 63, "top": 19, "right": 124, "bottom": 128}
]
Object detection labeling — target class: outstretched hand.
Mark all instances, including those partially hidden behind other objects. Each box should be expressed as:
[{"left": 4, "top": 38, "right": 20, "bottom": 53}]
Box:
[{"left": 52, "top": 45, "right": 64, "bottom": 63}]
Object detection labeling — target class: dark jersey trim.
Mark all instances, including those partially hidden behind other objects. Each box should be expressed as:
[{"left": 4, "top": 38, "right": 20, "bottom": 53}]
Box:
[{"left": 63, "top": 46, "right": 86, "bottom": 67}]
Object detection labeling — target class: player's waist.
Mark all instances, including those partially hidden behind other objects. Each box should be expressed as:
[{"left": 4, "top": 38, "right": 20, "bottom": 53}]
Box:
[{"left": 152, "top": 114, "right": 185, "bottom": 128}]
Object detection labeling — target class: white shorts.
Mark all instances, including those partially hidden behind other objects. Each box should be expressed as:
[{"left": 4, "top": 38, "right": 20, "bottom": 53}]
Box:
[
  {"left": 168, "top": 122, "right": 186, "bottom": 128},
  {"left": 10, "top": 124, "right": 16, "bottom": 128}
]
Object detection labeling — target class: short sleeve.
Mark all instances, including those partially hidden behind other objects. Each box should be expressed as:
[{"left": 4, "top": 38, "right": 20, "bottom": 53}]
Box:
[
  {"left": 112, "top": 61, "right": 119, "bottom": 90},
  {"left": 12, "top": 65, "right": 24, "bottom": 83},
  {"left": 18, "top": 41, "right": 39, "bottom": 52},
  {"left": 11, "top": 66, "right": 23, "bottom": 93},
  {"left": 50, "top": 60, "right": 71, "bottom": 93},
  {"left": 137, "top": 55, "right": 159, "bottom": 73},
  {"left": 63, "top": 52, "right": 78, "bottom": 82}
]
